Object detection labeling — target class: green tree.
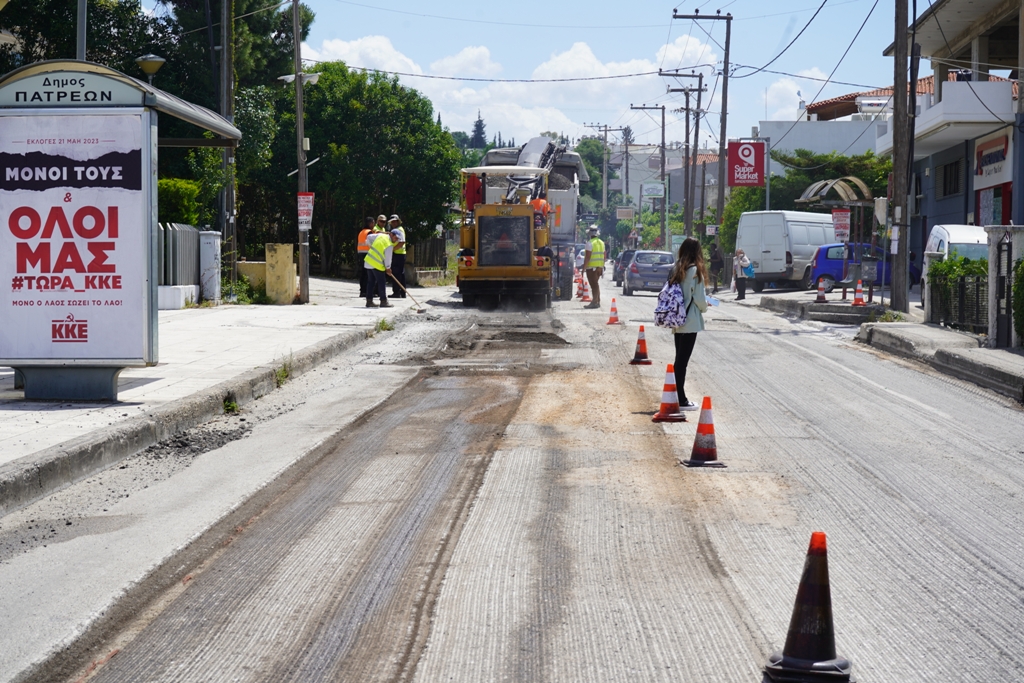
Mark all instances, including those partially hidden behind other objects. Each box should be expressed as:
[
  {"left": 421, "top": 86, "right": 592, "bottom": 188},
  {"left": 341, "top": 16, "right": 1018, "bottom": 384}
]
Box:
[
  {"left": 288, "top": 61, "right": 461, "bottom": 274},
  {"left": 470, "top": 111, "right": 486, "bottom": 148}
]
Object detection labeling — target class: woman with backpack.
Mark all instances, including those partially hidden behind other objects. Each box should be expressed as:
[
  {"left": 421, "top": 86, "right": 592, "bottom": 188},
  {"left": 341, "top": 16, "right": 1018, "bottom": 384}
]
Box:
[{"left": 667, "top": 237, "right": 709, "bottom": 411}]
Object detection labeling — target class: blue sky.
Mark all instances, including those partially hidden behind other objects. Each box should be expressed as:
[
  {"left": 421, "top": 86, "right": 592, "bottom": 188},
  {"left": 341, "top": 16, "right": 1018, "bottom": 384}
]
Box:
[
  {"left": 301, "top": 0, "right": 905, "bottom": 150},
  {"left": 150, "top": 1, "right": 920, "bottom": 150}
]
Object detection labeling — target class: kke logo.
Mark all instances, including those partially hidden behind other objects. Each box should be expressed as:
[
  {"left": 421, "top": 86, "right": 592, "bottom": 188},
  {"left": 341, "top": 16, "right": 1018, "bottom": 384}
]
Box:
[{"left": 51, "top": 313, "right": 88, "bottom": 343}]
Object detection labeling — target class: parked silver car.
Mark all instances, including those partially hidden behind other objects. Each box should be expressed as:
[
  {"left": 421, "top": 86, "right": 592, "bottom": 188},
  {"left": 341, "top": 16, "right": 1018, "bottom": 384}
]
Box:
[{"left": 623, "top": 250, "right": 674, "bottom": 295}]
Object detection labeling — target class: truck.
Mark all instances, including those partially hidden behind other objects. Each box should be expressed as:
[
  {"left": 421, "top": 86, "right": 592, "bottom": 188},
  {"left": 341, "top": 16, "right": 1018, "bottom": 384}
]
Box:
[
  {"left": 475, "top": 137, "right": 589, "bottom": 301},
  {"left": 458, "top": 137, "right": 589, "bottom": 308}
]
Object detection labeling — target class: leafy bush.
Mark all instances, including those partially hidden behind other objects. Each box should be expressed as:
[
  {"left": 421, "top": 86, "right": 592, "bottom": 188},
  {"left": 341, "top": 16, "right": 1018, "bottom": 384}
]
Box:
[
  {"left": 927, "top": 253, "right": 988, "bottom": 283},
  {"left": 157, "top": 178, "right": 201, "bottom": 225},
  {"left": 221, "top": 273, "right": 272, "bottom": 305}
]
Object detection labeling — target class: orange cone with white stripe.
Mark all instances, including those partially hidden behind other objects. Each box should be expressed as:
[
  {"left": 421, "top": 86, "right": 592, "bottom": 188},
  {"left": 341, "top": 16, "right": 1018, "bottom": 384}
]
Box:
[
  {"left": 851, "top": 280, "right": 866, "bottom": 307},
  {"left": 815, "top": 278, "right": 827, "bottom": 303},
  {"left": 683, "top": 396, "right": 726, "bottom": 467},
  {"left": 629, "top": 325, "right": 653, "bottom": 365},
  {"left": 580, "top": 277, "right": 592, "bottom": 302},
  {"left": 606, "top": 298, "right": 623, "bottom": 325},
  {"left": 652, "top": 364, "right": 686, "bottom": 423}
]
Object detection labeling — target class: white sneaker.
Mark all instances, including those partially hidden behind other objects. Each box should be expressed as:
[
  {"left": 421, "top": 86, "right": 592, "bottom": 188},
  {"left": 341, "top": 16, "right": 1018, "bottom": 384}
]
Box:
[{"left": 680, "top": 400, "right": 699, "bottom": 411}]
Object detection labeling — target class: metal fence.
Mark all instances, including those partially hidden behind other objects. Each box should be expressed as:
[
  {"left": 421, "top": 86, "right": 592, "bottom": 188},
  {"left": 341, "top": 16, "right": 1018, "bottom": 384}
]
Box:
[
  {"left": 158, "top": 223, "right": 200, "bottom": 286},
  {"left": 929, "top": 275, "right": 988, "bottom": 334}
]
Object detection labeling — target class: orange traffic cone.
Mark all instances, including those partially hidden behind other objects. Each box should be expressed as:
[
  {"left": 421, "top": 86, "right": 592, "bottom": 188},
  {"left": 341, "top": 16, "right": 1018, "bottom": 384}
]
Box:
[
  {"left": 581, "top": 278, "right": 592, "bottom": 303},
  {"left": 606, "top": 298, "right": 623, "bottom": 325},
  {"left": 652, "top": 364, "right": 686, "bottom": 423},
  {"left": 629, "top": 325, "right": 653, "bottom": 365},
  {"left": 850, "top": 280, "right": 866, "bottom": 307},
  {"left": 575, "top": 270, "right": 585, "bottom": 298},
  {"left": 683, "top": 396, "right": 726, "bottom": 467},
  {"left": 764, "top": 532, "right": 853, "bottom": 682},
  {"left": 815, "top": 278, "right": 827, "bottom": 303}
]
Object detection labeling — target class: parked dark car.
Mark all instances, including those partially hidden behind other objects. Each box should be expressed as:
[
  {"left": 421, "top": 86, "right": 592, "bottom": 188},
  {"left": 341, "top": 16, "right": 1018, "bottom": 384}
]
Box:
[
  {"left": 612, "top": 249, "right": 636, "bottom": 286},
  {"left": 623, "top": 250, "right": 674, "bottom": 295},
  {"left": 810, "top": 243, "right": 921, "bottom": 293}
]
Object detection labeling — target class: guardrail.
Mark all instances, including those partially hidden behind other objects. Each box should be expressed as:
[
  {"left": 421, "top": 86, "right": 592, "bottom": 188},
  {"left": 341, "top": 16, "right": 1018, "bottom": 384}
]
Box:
[{"left": 158, "top": 223, "right": 200, "bottom": 286}]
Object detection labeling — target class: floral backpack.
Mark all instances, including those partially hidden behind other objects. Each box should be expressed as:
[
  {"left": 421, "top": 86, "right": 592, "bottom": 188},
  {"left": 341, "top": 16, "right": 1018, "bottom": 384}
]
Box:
[{"left": 654, "top": 281, "right": 689, "bottom": 328}]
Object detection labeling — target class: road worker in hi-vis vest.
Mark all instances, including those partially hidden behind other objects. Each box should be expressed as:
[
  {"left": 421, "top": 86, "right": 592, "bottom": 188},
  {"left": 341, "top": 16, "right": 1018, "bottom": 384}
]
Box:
[
  {"left": 388, "top": 214, "right": 407, "bottom": 298},
  {"left": 357, "top": 216, "right": 374, "bottom": 298},
  {"left": 364, "top": 228, "right": 400, "bottom": 308},
  {"left": 583, "top": 225, "right": 605, "bottom": 309}
]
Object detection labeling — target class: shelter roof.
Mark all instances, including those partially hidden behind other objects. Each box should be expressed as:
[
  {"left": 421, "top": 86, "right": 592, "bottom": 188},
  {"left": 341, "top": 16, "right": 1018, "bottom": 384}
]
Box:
[{"left": 0, "top": 60, "right": 241, "bottom": 140}]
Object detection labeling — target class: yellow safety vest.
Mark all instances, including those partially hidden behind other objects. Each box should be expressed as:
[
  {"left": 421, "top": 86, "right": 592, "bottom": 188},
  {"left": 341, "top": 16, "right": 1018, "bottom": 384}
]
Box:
[
  {"left": 364, "top": 233, "right": 390, "bottom": 271},
  {"left": 586, "top": 237, "right": 605, "bottom": 268},
  {"left": 393, "top": 226, "right": 406, "bottom": 255}
]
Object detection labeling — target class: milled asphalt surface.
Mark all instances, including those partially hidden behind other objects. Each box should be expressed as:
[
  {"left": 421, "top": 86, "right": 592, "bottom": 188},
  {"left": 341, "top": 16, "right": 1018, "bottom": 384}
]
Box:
[
  {"left": 1, "top": 276, "right": 1021, "bottom": 518},
  {"left": 3, "top": 277, "right": 1020, "bottom": 520}
]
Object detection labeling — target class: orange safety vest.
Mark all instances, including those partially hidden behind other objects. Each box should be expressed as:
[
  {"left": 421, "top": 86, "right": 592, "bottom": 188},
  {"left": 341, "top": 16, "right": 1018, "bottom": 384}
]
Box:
[
  {"left": 357, "top": 228, "right": 371, "bottom": 253},
  {"left": 530, "top": 198, "right": 550, "bottom": 216}
]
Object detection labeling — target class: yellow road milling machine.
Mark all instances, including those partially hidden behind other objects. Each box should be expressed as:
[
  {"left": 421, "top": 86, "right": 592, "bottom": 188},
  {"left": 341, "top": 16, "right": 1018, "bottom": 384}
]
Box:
[{"left": 457, "top": 137, "right": 588, "bottom": 309}]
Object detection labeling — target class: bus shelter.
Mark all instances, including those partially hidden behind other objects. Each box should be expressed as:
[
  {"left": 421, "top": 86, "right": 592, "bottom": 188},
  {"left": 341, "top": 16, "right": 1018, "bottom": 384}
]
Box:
[{"left": 0, "top": 60, "right": 241, "bottom": 400}]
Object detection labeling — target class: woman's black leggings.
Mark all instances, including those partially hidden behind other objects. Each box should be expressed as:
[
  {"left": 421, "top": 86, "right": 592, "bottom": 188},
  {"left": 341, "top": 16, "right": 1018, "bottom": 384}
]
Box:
[{"left": 673, "top": 332, "right": 698, "bottom": 404}]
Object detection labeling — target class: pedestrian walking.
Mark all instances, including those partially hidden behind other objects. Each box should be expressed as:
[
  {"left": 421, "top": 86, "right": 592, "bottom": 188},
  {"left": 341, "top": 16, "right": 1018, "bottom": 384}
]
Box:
[
  {"left": 583, "top": 225, "right": 605, "bottom": 309},
  {"left": 708, "top": 243, "right": 724, "bottom": 294},
  {"left": 733, "top": 248, "right": 751, "bottom": 300},
  {"left": 357, "top": 216, "right": 374, "bottom": 297},
  {"left": 667, "top": 237, "right": 709, "bottom": 411},
  {"left": 388, "top": 214, "right": 407, "bottom": 298},
  {"left": 364, "top": 228, "right": 400, "bottom": 308}
]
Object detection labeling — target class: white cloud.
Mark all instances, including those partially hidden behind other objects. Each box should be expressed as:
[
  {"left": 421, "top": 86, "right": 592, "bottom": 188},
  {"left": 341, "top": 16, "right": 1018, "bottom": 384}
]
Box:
[
  {"left": 430, "top": 46, "right": 502, "bottom": 78},
  {"left": 302, "top": 36, "right": 720, "bottom": 147},
  {"left": 766, "top": 68, "right": 829, "bottom": 121},
  {"left": 303, "top": 36, "right": 422, "bottom": 75}
]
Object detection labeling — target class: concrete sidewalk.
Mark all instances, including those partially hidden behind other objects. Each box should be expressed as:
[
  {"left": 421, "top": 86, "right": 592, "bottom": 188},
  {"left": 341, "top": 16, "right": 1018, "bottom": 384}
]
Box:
[
  {"left": 0, "top": 277, "right": 424, "bottom": 514},
  {"left": 721, "top": 284, "right": 1024, "bottom": 403}
]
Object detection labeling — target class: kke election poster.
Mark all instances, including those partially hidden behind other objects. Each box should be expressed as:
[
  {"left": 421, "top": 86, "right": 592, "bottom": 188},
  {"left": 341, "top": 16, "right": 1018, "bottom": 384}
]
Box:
[{"left": 0, "top": 113, "right": 148, "bottom": 363}]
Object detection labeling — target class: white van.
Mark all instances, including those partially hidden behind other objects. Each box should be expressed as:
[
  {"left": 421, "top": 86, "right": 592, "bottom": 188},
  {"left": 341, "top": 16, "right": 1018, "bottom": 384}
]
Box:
[
  {"left": 736, "top": 211, "right": 836, "bottom": 291},
  {"left": 924, "top": 224, "right": 988, "bottom": 261}
]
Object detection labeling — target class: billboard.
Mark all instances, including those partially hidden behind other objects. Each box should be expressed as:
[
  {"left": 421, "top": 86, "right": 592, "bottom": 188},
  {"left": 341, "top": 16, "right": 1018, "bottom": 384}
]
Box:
[
  {"left": 0, "top": 112, "right": 150, "bottom": 364},
  {"left": 728, "top": 141, "right": 765, "bottom": 187},
  {"left": 640, "top": 182, "right": 664, "bottom": 198}
]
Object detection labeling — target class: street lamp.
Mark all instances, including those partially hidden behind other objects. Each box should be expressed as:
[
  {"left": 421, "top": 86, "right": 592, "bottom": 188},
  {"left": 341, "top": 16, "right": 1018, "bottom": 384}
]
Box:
[{"left": 135, "top": 54, "right": 166, "bottom": 85}]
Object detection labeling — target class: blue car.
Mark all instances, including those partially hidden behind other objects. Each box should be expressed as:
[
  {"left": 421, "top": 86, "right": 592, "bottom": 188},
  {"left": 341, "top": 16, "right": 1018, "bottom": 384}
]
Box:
[{"left": 810, "top": 243, "right": 921, "bottom": 293}]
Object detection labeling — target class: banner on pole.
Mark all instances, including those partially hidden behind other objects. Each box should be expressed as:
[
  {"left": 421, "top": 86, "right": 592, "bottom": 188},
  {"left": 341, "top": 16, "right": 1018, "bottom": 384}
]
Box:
[
  {"left": 832, "top": 208, "right": 851, "bottom": 243},
  {"left": 297, "top": 192, "right": 314, "bottom": 232}
]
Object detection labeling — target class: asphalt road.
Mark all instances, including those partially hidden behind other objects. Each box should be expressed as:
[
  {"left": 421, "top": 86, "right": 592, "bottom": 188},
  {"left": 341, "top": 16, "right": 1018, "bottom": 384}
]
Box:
[{"left": 14, "top": 281, "right": 1024, "bottom": 682}]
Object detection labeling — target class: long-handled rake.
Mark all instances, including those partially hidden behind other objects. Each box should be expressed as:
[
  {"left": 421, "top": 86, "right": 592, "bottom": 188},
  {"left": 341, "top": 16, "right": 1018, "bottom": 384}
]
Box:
[{"left": 387, "top": 271, "right": 426, "bottom": 314}]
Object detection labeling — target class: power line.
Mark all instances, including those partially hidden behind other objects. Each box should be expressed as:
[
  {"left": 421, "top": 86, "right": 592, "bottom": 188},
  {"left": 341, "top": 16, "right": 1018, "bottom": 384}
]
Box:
[
  {"left": 733, "top": 0, "right": 829, "bottom": 80},
  {"left": 771, "top": 0, "right": 880, "bottom": 151},
  {"left": 301, "top": 60, "right": 671, "bottom": 83}
]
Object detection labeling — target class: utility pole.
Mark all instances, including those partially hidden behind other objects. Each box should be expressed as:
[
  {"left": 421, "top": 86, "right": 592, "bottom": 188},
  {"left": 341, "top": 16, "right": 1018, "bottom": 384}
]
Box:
[
  {"left": 222, "top": 0, "right": 237, "bottom": 301},
  {"left": 673, "top": 9, "right": 731, "bottom": 226},
  {"left": 585, "top": 123, "right": 624, "bottom": 210},
  {"left": 892, "top": 0, "right": 909, "bottom": 312},
  {"left": 664, "top": 70, "right": 706, "bottom": 237},
  {"left": 293, "top": 0, "right": 309, "bottom": 303},
  {"left": 76, "top": 0, "right": 86, "bottom": 60},
  {"left": 630, "top": 104, "right": 667, "bottom": 248}
]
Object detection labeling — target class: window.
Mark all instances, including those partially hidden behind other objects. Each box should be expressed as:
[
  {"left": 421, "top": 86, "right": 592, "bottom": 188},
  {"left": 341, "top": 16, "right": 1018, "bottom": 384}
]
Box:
[
  {"left": 935, "top": 159, "right": 963, "bottom": 199},
  {"left": 826, "top": 246, "right": 845, "bottom": 260},
  {"left": 635, "top": 252, "right": 673, "bottom": 265}
]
